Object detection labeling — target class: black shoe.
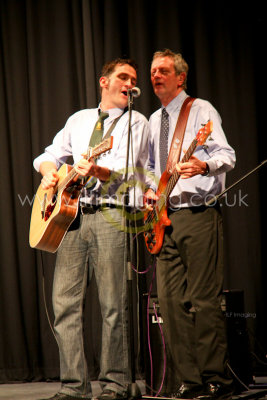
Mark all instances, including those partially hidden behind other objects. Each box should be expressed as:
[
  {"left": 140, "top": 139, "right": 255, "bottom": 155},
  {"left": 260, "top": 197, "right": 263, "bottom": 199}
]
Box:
[
  {"left": 97, "top": 389, "right": 128, "bottom": 400},
  {"left": 37, "top": 393, "right": 91, "bottom": 400},
  {"left": 197, "top": 383, "right": 234, "bottom": 400},
  {"left": 168, "top": 383, "right": 204, "bottom": 399}
]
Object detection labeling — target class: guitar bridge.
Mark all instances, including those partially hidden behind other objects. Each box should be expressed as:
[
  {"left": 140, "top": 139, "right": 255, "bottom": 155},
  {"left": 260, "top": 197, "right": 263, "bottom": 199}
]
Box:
[{"left": 41, "top": 193, "right": 47, "bottom": 219}]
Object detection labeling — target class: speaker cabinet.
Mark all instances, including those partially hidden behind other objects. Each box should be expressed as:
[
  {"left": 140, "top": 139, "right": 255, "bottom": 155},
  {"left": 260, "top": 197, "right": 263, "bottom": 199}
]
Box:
[{"left": 222, "top": 290, "right": 253, "bottom": 388}]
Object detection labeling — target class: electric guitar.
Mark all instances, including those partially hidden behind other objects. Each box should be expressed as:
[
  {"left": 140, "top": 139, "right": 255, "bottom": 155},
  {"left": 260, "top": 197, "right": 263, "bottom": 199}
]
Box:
[
  {"left": 144, "top": 121, "right": 213, "bottom": 254},
  {"left": 29, "top": 137, "right": 113, "bottom": 253}
]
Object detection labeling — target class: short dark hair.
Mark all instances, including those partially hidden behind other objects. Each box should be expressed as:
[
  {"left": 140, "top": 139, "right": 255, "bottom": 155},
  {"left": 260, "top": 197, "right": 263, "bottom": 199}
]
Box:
[{"left": 101, "top": 58, "right": 138, "bottom": 78}]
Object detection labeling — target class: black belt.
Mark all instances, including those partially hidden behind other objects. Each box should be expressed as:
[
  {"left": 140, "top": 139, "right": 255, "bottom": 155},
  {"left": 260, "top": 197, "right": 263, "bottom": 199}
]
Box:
[
  {"left": 168, "top": 203, "right": 220, "bottom": 215},
  {"left": 80, "top": 203, "right": 121, "bottom": 215}
]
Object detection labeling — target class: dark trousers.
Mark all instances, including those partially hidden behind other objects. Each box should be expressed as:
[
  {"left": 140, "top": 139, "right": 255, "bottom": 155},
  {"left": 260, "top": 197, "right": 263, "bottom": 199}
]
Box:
[{"left": 156, "top": 206, "right": 232, "bottom": 386}]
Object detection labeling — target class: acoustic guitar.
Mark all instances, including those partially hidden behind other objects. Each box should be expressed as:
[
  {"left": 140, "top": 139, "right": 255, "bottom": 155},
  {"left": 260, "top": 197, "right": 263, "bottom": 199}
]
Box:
[
  {"left": 29, "top": 137, "right": 113, "bottom": 253},
  {"left": 144, "top": 121, "right": 213, "bottom": 254}
]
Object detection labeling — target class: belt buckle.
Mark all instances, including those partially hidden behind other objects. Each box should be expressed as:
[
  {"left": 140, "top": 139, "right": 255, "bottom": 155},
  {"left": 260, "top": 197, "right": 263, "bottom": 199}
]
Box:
[{"left": 81, "top": 204, "right": 97, "bottom": 215}]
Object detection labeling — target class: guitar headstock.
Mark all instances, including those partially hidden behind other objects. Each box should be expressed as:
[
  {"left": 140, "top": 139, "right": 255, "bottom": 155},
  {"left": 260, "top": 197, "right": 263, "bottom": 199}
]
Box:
[
  {"left": 196, "top": 120, "right": 213, "bottom": 145},
  {"left": 88, "top": 137, "right": 113, "bottom": 159}
]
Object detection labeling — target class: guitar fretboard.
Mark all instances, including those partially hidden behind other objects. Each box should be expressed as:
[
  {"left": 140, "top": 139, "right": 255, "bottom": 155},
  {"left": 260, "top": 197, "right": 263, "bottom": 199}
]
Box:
[
  {"left": 54, "top": 139, "right": 112, "bottom": 194},
  {"left": 57, "top": 168, "right": 78, "bottom": 194},
  {"left": 157, "top": 138, "right": 198, "bottom": 212}
]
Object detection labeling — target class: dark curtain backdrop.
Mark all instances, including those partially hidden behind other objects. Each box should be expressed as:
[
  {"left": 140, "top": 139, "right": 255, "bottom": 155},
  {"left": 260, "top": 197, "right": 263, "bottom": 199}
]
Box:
[{"left": 0, "top": 0, "right": 266, "bottom": 383}]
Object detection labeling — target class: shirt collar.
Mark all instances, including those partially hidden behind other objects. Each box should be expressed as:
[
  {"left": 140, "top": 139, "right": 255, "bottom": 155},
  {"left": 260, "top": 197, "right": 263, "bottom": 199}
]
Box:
[
  {"left": 98, "top": 104, "right": 125, "bottom": 120},
  {"left": 163, "top": 90, "right": 188, "bottom": 115}
]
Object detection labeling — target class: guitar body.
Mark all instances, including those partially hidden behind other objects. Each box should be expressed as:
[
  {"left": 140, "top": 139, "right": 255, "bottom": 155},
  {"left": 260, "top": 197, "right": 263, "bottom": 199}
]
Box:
[
  {"left": 29, "top": 137, "right": 113, "bottom": 253},
  {"left": 144, "top": 171, "right": 172, "bottom": 255},
  {"left": 29, "top": 164, "right": 81, "bottom": 253}
]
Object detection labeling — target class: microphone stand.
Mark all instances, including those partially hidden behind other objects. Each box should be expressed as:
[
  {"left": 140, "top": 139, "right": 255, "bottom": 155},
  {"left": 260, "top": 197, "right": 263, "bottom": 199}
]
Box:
[
  {"left": 205, "top": 159, "right": 267, "bottom": 206},
  {"left": 123, "top": 90, "right": 141, "bottom": 399}
]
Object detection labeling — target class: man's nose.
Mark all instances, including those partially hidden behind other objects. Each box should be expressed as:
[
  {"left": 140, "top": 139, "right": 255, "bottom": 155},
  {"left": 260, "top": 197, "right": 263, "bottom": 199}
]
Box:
[
  {"left": 153, "top": 70, "right": 161, "bottom": 78},
  {"left": 125, "top": 78, "right": 135, "bottom": 87}
]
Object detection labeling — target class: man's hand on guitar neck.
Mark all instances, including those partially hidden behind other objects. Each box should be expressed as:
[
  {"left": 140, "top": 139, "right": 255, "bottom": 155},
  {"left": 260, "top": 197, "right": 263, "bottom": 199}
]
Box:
[
  {"left": 75, "top": 154, "right": 110, "bottom": 182},
  {"left": 176, "top": 154, "right": 208, "bottom": 179}
]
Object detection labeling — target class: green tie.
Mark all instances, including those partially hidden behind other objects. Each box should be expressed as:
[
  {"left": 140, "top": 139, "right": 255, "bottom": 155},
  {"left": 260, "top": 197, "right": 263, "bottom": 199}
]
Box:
[
  {"left": 89, "top": 111, "right": 109, "bottom": 148},
  {"left": 85, "top": 111, "right": 109, "bottom": 190}
]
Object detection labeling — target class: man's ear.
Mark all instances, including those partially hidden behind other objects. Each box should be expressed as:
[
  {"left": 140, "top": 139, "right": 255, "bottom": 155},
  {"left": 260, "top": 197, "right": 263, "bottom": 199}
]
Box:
[
  {"left": 177, "top": 72, "right": 186, "bottom": 87},
  {"left": 99, "top": 76, "right": 109, "bottom": 90}
]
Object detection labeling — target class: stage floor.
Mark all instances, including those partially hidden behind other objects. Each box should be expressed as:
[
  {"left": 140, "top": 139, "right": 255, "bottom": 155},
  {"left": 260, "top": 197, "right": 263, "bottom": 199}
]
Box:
[
  {"left": 0, "top": 380, "right": 146, "bottom": 400},
  {"left": 1, "top": 381, "right": 267, "bottom": 400},
  {"left": 0, "top": 382, "right": 61, "bottom": 400}
]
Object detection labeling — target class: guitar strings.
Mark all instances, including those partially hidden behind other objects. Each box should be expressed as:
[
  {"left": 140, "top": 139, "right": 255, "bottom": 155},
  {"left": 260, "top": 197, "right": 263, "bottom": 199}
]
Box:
[
  {"left": 144, "top": 140, "right": 198, "bottom": 230},
  {"left": 45, "top": 140, "right": 111, "bottom": 207}
]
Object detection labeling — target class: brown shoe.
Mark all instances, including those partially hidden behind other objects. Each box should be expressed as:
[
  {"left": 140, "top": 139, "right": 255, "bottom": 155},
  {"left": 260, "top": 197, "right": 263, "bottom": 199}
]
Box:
[
  {"left": 38, "top": 393, "right": 91, "bottom": 400},
  {"left": 97, "top": 389, "right": 128, "bottom": 400}
]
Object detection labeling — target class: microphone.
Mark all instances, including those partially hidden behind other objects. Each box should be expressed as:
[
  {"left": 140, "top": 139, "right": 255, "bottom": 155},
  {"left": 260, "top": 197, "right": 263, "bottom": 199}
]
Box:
[{"left": 127, "top": 87, "right": 141, "bottom": 98}]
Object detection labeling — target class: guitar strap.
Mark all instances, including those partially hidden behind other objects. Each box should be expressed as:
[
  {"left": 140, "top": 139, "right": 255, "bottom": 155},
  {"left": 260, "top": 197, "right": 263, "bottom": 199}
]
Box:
[
  {"left": 166, "top": 96, "right": 196, "bottom": 173},
  {"left": 102, "top": 113, "right": 123, "bottom": 141}
]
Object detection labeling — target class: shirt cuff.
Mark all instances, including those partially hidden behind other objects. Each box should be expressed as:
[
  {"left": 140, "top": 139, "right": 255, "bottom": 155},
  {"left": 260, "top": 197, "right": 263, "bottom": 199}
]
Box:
[{"left": 202, "top": 162, "right": 210, "bottom": 176}]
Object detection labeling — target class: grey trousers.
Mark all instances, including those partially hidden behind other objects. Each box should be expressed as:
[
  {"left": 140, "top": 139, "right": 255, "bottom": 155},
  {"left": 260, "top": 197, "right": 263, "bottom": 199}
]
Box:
[
  {"left": 52, "top": 208, "right": 130, "bottom": 398},
  {"left": 156, "top": 206, "right": 232, "bottom": 387}
]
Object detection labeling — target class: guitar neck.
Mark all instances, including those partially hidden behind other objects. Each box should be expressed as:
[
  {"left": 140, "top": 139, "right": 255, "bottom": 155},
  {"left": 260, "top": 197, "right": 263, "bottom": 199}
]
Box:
[
  {"left": 55, "top": 140, "right": 110, "bottom": 193},
  {"left": 57, "top": 167, "right": 80, "bottom": 193},
  {"left": 158, "top": 138, "right": 198, "bottom": 210},
  {"left": 150, "top": 120, "right": 212, "bottom": 225},
  {"left": 56, "top": 151, "right": 93, "bottom": 193}
]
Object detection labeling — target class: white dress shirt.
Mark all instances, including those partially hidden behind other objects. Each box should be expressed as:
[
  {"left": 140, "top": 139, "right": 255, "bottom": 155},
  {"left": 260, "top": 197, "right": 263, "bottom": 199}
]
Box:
[
  {"left": 148, "top": 90, "right": 236, "bottom": 208},
  {"left": 34, "top": 107, "right": 149, "bottom": 208}
]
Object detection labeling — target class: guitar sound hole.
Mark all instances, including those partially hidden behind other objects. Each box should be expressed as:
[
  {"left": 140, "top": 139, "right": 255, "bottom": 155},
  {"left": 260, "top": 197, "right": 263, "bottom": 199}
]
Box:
[
  {"left": 51, "top": 194, "right": 57, "bottom": 205},
  {"left": 44, "top": 202, "right": 56, "bottom": 221}
]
